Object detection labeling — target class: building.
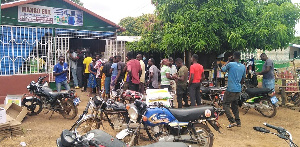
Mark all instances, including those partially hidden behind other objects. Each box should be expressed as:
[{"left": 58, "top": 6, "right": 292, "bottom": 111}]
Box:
[{"left": 0, "top": 0, "right": 125, "bottom": 103}]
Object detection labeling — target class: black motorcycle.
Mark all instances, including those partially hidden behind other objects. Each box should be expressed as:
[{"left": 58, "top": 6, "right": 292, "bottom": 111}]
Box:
[
  {"left": 254, "top": 123, "right": 298, "bottom": 147},
  {"left": 200, "top": 86, "right": 226, "bottom": 108},
  {"left": 22, "top": 76, "right": 79, "bottom": 119},
  {"left": 70, "top": 95, "right": 129, "bottom": 134},
  {"left": 57, "top": 129, "right": 188, "bottom": 147},
  {"left": 240, "top": 87, "right": 278, "bottom": 118}
]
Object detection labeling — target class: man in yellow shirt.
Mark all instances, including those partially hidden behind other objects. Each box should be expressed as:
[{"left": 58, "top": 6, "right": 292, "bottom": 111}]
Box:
[{"left": 83, "top": 52, "right": 92, "bottom": 92}]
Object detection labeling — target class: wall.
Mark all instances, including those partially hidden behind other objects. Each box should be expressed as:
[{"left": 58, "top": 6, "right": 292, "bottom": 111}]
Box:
[{"left": 0, "top": 73, "right": 48, "bottom": 104}]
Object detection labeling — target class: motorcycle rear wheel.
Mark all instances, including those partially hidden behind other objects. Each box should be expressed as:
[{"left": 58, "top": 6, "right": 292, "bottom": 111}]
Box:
[
  {"left": 21, "top": 98, "right": 43, "bottom": 116},
  {"left": 257, "top": 99, "right": 277, "bottom": 118},
  {"left": 192, "top": 123, "right": 213, "bottom": 147},
  {"left": 60, "top": 99, "right": 78, "bottom": 119}
]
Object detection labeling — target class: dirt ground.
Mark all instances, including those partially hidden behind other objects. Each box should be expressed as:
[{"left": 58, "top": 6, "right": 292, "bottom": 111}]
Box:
[{"left": 1, "top": 89, "right": 299, "bottom": 147}]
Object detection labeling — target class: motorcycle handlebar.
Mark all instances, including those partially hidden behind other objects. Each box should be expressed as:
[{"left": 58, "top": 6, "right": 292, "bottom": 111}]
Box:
[
  {"left": 263, "top": 123, "right": 286, "bottom": 133},
  {"left": 253, "top": 127, "right": 270, "bottom": 133}
]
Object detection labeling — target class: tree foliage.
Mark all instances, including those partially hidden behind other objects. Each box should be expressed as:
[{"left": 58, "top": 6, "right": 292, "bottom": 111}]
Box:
[
  {"left": 71, "top": 0, "right": 83, "bottom": 6},
  {"left": 1, "top": 0, "right": 83, "bottom": 6},
  {"left": 130, "top": 0, "right": 300, "bottom": 55},
  {"left": 291, "top": 36, "right": 300, "bottom": 44},
  {"left": 118, "top": 14, "right": 158, "bottom": 36}
]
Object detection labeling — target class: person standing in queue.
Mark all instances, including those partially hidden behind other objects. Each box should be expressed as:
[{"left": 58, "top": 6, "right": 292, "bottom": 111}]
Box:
[
  {"left": 160, "top": 59, "right": 173, "bottom": 90},
  {"left": 256, "top": 53, "right": 275, "bottom": 91},
  {"left": 76, "top": 48, "right": 84, "bottom": 89},
  {"left": 147, "top": 58, "right": 159, "bottom": 89},
  {"left": 174, "top": 58, "right": 189, "bottom": 108},
  {"left": 69, "top": 49, "right": 79, "bottom": 89},
  {"left": 114, "top": 55, "right": 126, "bottom": 90},
  {"left": 94, "top": 54, "right": 103, "bottom": 94},
  {"left": 83, "top": 52, "right": 92, "bottom": 92},
  {"left": 110, "top": 56, "right": 118, "bottom": 91},
  {"left": 53, "top": 56, "right": 70, "bottom": 92},
  {"left": 102, "top": 57, "right": 113, "bottom": 99},
  {"left": 221, "top": 52, "right": 245, "bottom": 128},
  {"left": 137, "top": 54, "right": 146, "bottom": 94},
  {"left": 126, "top": 52, "right": 141, "bottom": 91},
  {"left": 189, "top": 54, "right": 204, "bottom": 106}
]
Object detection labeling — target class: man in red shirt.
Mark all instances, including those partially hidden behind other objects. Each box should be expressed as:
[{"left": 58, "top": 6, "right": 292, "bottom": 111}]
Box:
[
  {"left": 126, "top": 52, "right": 142, "bottom": 91},
  {"left": 189, "top": 54, "right": 205, "bottom": 106}
]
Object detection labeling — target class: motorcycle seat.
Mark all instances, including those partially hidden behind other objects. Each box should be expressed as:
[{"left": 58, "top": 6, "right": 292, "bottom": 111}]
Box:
[
  {"left": 245, "top": 88, "right": 271, "bottom": 96},
  {"left": 108, "top": 102, "right": 126, "bottom": 111},
  {"left": 169, "top": 106, "right": 215, "bottom": 122},
  {"left": 200, "top": 87, "right": 211, "bottom": 94}
]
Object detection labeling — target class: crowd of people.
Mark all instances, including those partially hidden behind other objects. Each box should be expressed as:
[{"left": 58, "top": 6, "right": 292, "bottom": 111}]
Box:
[{"left": 53, "top": 49, "right": 275, "bottom": 128}]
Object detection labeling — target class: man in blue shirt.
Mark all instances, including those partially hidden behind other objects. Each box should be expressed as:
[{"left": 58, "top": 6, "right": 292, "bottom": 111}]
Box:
[
  {"left": 53, "top": 56, "right": 70, "bottom": 92},
  {"left": 221, "top": 52, "right": 245, "bottom": 128}
]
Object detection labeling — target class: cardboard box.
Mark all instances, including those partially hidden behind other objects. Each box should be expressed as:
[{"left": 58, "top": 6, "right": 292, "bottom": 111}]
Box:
[
  {"left": 0, "top": 107, "right": 6, "bottom": 124},
  {"left": 5, "top": 95, "right": 23, "bottom": 106},
  {"left": 4, "top": 103, "right": 27, "bottom": 124}
]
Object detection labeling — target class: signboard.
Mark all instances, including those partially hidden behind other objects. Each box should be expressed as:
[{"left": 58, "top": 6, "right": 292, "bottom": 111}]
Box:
[
  {"left": 5, "top": 95, "right": 22, "bottom": 106},
  {"left": 18, "top": 4, "right": 83, "bottom": 26}
]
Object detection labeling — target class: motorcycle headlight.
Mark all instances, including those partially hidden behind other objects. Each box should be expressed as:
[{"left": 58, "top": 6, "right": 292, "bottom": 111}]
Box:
[{"left": 128, "top": 106, "right": 138, "bottom": 123}]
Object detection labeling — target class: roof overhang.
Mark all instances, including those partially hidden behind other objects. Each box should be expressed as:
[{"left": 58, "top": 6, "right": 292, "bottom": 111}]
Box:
[{"left": 1, "top": 0, "right": 125, "bottom": 32}]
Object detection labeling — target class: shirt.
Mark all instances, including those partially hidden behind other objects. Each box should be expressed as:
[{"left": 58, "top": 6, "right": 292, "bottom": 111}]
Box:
[
  {"left": 77, "top": 52, "right": 84, "bottom": 67},
  {"left": 69, "top": 52, "right": 77, "bottom": 69},
  {"left": 117, "top": 62, "right": 126, "bottom": 80},
  {"left": 103, "top": 62, "right": 113, "bottom": 77},
  {"left": 222, "top": 62, "right": 246, "bottom": 92},
  {"left": 127, "top": 59, "right": 141, "bottom": 84},
  {"left": 170, "top": 65, "right": 177, "bottom": 75},
  {"left": 177, "top": 65, "right": 188, "bottom": 86},
  {"left": 189, "top": 63, "right": 204, "bottom": 83},
  {"left": 149, "top": 65, "right": 159, "bottom": 88},
  {"left": 111, "top": 63, "right": 118, "bottom": 77},
  {"left": 53, "top": 63, "right": 68, "bottom": 83},
  {"left": 262, "top": 59, "right": 274, "bottom": 79},
  {"left": 94, "top": 59, "right": 103, "bottom": 78},
  {"left": 83, "top": 57, "right": 92, "bottom": 73},
  {"left": 161, "top": 65, "right": 171, "bottom": 85},
  {"left": 140, "top": 60, "right": 146, "bottom": 83}
]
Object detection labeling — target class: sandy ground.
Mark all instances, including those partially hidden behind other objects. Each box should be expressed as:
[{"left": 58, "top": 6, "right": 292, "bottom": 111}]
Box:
[{"left": 1, "top": 89, "right": 299, "bottom": 147}]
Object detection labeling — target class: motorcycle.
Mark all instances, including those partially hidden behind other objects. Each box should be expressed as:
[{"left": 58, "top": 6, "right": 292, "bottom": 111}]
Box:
[
  {"left": 253, "top": 123, "right": 298, "bottom": 147},
  {"left": 200, "top": 86, "right": 226, "bottom": 108},
  {"left": 117, "top": 100, "right": 223, "bottom": 147},
  {"left": 57, "top": 129, "right": 188, "bottom": 147},
  {"left": 22, "top": 76, "right": 79, "bottom": 119},
  {"left": 70, "top": 94, "right": 129, "bottom": 134},
  {"left": 239, "top": 87, "right": 278, "bottom": 118}
]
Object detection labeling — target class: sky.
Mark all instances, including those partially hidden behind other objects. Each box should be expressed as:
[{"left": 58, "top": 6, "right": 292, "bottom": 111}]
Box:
[{"left": 81, "top": 0, "right": 300, "bottom": 36}]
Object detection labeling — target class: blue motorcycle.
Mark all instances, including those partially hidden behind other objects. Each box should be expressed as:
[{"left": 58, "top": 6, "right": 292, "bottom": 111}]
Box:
[{"left": 116, "top": 101, "right": 223, "bottom": 147}]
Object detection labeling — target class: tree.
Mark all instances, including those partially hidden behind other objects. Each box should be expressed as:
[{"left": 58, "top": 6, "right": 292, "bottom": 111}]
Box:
[
  {"left": 118, "top": 14, "right": 158, "bottom": 36},
  {"left": 71, "top": 0, "right": 83, "bottom": 6},
  {"left": 1, "top": 0, "right": 17, "bottom": 3},
  {"left": 291, "top": 36, "right": 300, "bottom": 44},
  {"left": 132, "top": 0, "right": 300, "bottom": 55}
]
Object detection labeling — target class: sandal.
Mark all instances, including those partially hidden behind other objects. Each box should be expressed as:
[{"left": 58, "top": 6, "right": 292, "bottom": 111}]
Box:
[{"left": 227, "top": 123, "right": 237, "bottom": 128}]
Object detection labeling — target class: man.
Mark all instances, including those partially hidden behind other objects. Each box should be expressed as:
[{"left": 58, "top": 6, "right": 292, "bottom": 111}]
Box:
[
  {"left": 53, "top": 56, "right": 70, "bottom": 92},
  {"left": 94, "top": 54, "right": 103, "bottom": 93},
  {"left": 126, "top": 52, "right": 141, "bottom": 91},
  {"left": 137, "top": 54, "right": 146, "bottom": 94},
  {"left": 102, "top": 57, "right": 113, "bottom": 98},
  {"left": 76, "top": 48, "right": 84, "bottom": 88},
  {"left": 221, "top": 52, "right": 245, "bottom": 128},
  {"left": 189, "top": 54, "right": 204, "bottom": 106},
  {"left": 174, "top": 58, "right": 189, "bottom": 108},
  {"left": 169, "top": 57, "right": 177, "bottom": 94},
  {"left": 256, "top": 53, "right": 274, "bottom": 91},
  {"left": 115, "top": 55, "right": 126, "bottom": 90},
  {"left": 69, "top": 49, "right": 79, "bottom": 89},
  {"left": 160, "top": 59, "right": 173, "bottom": 90},
  {"left": 147, "top": 58, "right": 159, "bottom": 89},
  {"left": 110, "top": 56, "right": 118, "bottom": 91},
  {"left": 83, "top": 52, "right": 92, "bottom": 92}
]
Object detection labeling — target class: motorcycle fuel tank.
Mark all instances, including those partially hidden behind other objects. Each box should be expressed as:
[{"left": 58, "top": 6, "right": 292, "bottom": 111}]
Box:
[{"left": 144, "top": 107, "right": 177, "bottom": 126}]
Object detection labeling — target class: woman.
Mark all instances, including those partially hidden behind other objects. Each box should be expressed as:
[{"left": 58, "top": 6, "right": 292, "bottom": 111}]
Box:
[{"left": 87, "top": 57, "right": 97, "bottom": 97}]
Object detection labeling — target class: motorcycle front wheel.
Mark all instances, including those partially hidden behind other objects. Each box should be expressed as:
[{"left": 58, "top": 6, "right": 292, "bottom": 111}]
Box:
[
  {"left": 257, "top": 99, "right": 277, "bottom": 118},
  {"left": 75, "top": 117, "right": 101, "bottom": 134},
  {"left": 192, "top": 123, "right": 213, "bottom": 147},
  {"left": 60, "top": 99, "right": 78, "bottom": 119},
  {"left": 21, "top": 98, "right": 43, "bottom": 116}
]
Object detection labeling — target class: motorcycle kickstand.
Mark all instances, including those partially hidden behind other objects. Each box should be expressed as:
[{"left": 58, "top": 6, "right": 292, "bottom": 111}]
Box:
[{"left": 49, "top": 111, "right": 54, "bottom": 120}]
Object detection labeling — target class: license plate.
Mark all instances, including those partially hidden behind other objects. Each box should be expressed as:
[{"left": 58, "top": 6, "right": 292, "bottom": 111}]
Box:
[
  {"left": 73, "top": 97, "right": 81, "bottom": 106},
  {"left": 270, "top": 96, "right": 278, "bottom": 104}
]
